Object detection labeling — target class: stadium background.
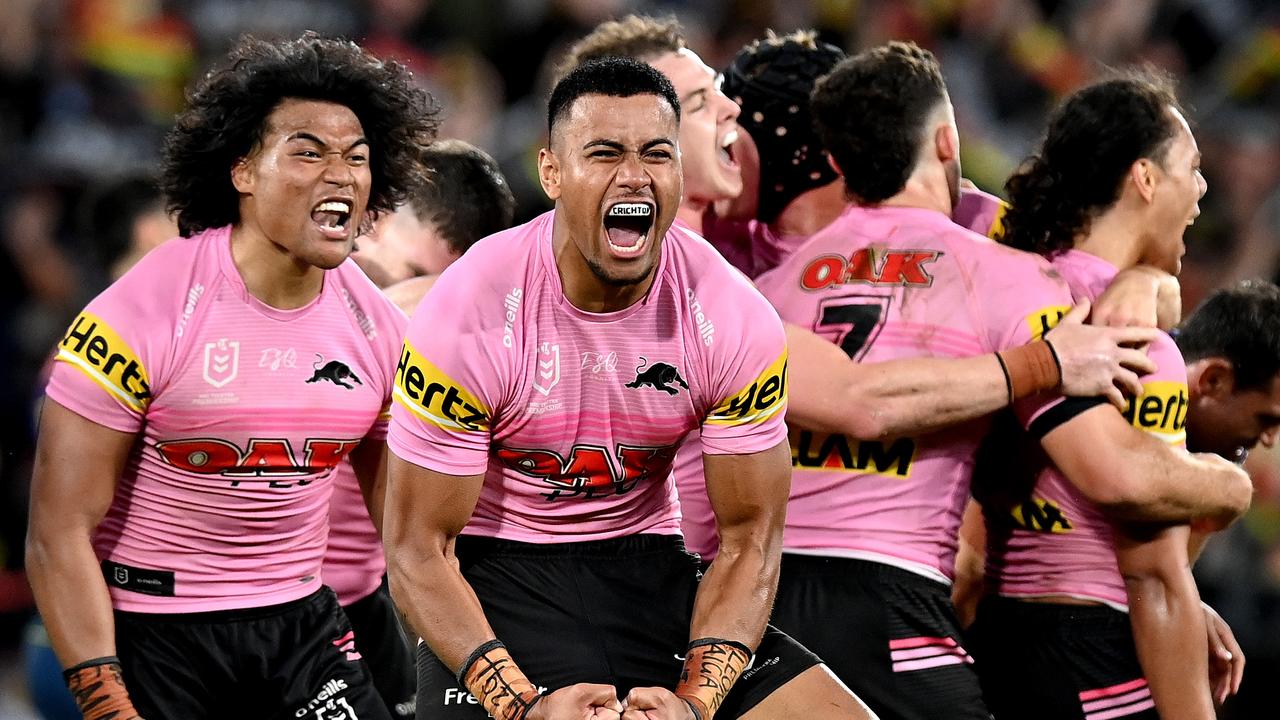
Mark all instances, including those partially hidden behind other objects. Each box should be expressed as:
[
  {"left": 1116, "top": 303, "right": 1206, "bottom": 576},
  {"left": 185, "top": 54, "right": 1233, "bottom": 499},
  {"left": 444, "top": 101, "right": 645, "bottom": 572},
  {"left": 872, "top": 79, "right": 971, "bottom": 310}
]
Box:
[{"left": 0, "top": 0, "right": 1276, "bottom": 717}]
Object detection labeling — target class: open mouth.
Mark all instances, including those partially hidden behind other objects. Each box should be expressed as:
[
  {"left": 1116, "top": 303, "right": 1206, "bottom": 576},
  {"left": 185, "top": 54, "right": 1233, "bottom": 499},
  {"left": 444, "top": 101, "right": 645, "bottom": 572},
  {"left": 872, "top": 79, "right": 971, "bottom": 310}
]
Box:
[
  {"left": 602, "top": 202, "right": 655, "bottom": 259},
  {"left": 718, "top": 128, "right": 739, "bottom": 169},
  {"left": 312, "top": 200, "right": 353, "bottom": 239}
]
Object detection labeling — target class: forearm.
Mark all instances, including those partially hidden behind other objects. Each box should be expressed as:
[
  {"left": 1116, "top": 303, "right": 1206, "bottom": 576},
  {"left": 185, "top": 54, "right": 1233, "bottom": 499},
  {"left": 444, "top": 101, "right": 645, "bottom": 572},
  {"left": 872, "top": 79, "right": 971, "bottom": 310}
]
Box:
[
  {"left": 25, "top": 529, "right": 118, "bottom": 668},
  {"left": 1114, "top": 448, "right": 1250, "bottom": 525},
  {"left": 386, "top": 543, "right": 496, "bottom": 672},
  {"left": 1118, "top": 525, "right": 1214, "bottom": 720},
  {"left": 690, "top": 530, "right": 779, "bottom": 649}
]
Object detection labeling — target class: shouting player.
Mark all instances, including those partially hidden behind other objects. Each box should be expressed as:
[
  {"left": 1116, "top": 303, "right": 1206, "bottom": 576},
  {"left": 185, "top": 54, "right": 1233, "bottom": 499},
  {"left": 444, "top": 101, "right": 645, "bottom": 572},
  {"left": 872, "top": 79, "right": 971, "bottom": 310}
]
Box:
[
  {"left": 26, "top": 34, "right": 435, "bottom": 719},
  {"left": 385, "top": 58, "right": 873, "bottom": 720},
  {"left": 752, "top": 43, "right": 1252, "bottom": 720}
]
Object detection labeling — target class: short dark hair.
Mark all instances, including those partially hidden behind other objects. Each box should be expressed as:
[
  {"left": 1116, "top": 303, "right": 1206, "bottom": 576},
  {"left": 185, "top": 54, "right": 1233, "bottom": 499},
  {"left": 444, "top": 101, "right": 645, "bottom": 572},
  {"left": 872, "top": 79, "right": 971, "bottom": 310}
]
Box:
[
  {"left": 81, "top": 175, "right": 166, "bottom": 268},
  {"left": 810, "top": 41, "right": 947, "bottom": 204},
  {"left": 410, "top": 140, "right": 515, "bottom": 255},
  {"left": 1175, "top": 280, "right": 1280, "bottom": 392},
  {"left": 999, "top": 69, "right": 1183, "bottom": 257},
  {"left": 556, "top": 14, "right": 686, "bottom": 83},
  {"left": 722, "top": 30, "right": 845, "bottom": 222},
  {"left": 162, "top": 32, "right": 439, "bottom": 237},
  {"left": 547, "top": 57, "right": 680, "bottom": 137}
]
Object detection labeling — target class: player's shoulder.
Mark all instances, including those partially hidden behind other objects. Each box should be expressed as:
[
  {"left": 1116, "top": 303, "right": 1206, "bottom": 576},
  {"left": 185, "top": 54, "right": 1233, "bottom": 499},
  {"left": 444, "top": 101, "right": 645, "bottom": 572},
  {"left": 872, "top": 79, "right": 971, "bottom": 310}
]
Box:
[
  {"left": 665, "top": 220, "right": 760, "bottom": 301},
  {"left": 428, "top": 212, "right": 547, "bottom": 300},
  {"left": 91, "top": 227, "right": 225, "bottom": 323},
  {"left": 330, "top": 258, "right": 410, "bottom": 341}
]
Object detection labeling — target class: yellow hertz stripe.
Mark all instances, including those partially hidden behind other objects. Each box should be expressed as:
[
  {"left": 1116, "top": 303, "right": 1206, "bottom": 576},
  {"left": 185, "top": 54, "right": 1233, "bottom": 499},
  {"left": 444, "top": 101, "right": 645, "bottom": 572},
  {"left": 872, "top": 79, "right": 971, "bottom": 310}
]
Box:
[
  {"left": 54, "top": 312, "right": 151, "bottom": 413},
  {"left": 1025, "top": 305, "right": 1071, "bottom": 341},
  {"left": 988, "top": 200, "right": 1010, "bottom": 240},
  {"left": 706, "top": 350, "right": 788, "bottom": 426},
  {"left": 393, "top": 341, "right": 490, "bottom": 433},
  {"left": 1122, "top": 380, "right": 1188, "bottom": 445}
]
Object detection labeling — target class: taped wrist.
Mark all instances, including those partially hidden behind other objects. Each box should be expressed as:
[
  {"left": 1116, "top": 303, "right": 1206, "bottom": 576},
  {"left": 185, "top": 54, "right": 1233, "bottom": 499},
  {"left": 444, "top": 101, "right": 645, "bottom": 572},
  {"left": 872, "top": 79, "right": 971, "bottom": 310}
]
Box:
[
  {"left": 674, "top": 638, "right": 754, "bottom": 720},
  {"left": 456, "top": 640, "right": 542, "bottom": 720},
  {"left": 63, "top": 656, "right": 140, "bottom": 720},
  {"left": 996, "top": 340, "right": 1061, "bottom": 403}
]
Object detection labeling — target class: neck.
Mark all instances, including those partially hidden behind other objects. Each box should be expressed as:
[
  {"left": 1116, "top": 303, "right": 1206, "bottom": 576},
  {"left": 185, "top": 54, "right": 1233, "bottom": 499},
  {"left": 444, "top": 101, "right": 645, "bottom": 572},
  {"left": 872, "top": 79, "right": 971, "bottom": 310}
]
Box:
[
  {"left": 551, "top": 211, "right": 654, "bottom": 314},
  {"left": 771, "top": 181, "right": 847, "bottom": 237},
  {"left": 1073, "top": 209, "right": 1143, "bottom": 270},
  {"left": 229, "top": 224, "right": 325, "bottom": 309},
  {"left": 879, "top": 172, "right": 952, "bottom": 216},
  {"left": 675, "top": 199, "right": 707, "bottom": 235}
]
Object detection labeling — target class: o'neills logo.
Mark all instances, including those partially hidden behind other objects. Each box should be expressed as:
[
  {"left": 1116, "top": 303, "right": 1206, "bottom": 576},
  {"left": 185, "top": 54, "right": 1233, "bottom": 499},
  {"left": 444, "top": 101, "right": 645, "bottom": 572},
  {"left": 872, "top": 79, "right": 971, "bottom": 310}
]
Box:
[
  {"left": 502, "top": 288, "right": 523, "bottom": 348},
  {"left": 686, "top": 289, "right": 715, "bottom": 346}
]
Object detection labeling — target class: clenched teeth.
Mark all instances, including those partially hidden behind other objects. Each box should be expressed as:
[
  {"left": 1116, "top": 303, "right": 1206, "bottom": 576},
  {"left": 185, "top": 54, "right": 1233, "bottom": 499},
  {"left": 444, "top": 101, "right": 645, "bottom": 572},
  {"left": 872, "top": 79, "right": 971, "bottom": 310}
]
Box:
[{"left": 316, "top": 200, "right": 352, "bottom": 214}]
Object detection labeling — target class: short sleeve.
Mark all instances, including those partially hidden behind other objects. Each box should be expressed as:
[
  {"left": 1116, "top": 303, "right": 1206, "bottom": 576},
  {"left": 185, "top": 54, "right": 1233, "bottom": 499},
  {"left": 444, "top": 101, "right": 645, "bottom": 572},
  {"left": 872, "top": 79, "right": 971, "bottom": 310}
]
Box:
[
  {"left": 387, "top": 275, "right": 505, "bottom": 476},
  {"left": 699, "top": 285, "right": 789, "bottom": 456},
  {"left": 45, "top": 277, "right": 168, "bottom": 433}
]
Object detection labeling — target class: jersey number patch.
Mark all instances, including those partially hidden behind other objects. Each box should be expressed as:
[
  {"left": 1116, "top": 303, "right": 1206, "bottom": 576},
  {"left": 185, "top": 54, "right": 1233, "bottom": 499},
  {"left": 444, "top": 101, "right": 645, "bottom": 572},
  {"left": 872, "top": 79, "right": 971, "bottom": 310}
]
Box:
[{"left": 814, "top": 295, "right": 892, "bottom": 360}]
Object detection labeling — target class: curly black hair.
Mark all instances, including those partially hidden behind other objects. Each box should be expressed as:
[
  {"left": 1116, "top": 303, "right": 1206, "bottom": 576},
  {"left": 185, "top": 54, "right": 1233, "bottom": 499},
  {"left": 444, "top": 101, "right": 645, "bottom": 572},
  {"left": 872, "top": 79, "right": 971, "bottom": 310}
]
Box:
[
  {"left": 999, "top": 69, "right": 1182, "bottom": 257},
  {"left": 810, "top": 41, "right": 947, "bottom": 204},
  {"left": 161, "top": 32, "right": 439, "bottom": 237}
]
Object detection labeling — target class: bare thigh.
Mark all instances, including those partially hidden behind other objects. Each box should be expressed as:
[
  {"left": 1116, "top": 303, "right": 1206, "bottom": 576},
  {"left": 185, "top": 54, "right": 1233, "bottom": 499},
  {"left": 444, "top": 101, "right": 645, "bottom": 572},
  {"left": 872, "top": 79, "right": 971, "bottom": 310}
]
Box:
[{"left": 739, "top": 664, "right": 879, "bottom": 720}]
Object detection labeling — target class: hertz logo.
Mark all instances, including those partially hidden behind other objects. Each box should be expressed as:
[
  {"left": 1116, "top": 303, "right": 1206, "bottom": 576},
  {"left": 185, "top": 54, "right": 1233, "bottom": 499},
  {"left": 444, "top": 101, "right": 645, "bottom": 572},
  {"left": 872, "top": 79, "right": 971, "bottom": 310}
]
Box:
[
  {"left": 1009, "top": 497, "right": 1073, "bottom": 534},
  {"left": 394, "top": 342, "right": 489, "bottom": 433},
  {"left": 56, "top": 312, "right": 151, "bottom": 412},
  {"left": 1025, "top": 305, "right": 1070, "bottom": 341},
  {"left": 706, "top": 351, "right": 787, "bottom": 426},
  {"left": 791, "top": 430, "right": 916, "bottom": 478},
  {"left": 1121, "top": 380, "right": 1188, "bottom": 445}
]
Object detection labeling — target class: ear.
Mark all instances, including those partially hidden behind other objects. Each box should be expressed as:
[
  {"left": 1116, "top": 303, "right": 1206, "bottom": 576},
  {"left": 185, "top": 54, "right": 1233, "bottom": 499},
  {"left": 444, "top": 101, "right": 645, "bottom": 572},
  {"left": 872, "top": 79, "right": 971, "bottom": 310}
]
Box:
[
  {"left": 935, "top": 123, "right": 959, "bottom": 164},
  {"left": 1191, "top": 357, "right": 1236, "bottom": 400},
  {"left": 538, "top": 147, "right": 562, "bottom": 201},
  {"left": 231, "top": 156, "right": 254, "bottom": 194},
  {"left": 1129, "top": 158, "right": 1158, "bottom": 204},
  {"left": 825, "top": 151, "right": 844, "bottom": 177}
]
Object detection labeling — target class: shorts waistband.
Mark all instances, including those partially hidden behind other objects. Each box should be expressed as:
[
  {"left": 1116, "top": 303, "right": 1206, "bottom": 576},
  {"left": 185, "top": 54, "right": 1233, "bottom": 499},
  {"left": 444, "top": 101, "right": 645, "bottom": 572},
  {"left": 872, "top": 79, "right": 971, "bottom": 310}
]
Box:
[
  {"left": 781, "top": 552, "right": 946, "bottom": 587},
  {"left": 113, "top": 587, "right": 331, "bottom": 623},
  {"left": 979, "top": 595, "right": 1129, "bottom": 631},
  {"left": 456, "top": 533, "right": 687, "bottom": 559}
]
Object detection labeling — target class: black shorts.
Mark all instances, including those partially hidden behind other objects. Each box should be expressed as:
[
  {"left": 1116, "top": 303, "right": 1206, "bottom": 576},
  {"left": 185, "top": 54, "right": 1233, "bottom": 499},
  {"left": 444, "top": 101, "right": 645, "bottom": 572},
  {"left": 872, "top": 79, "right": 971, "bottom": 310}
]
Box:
[
  {"left": 114, "top": 587, "right": 390, "bottom": 720},
  {"left": 967, "top": 596, "right": 1156, "bottom": 720},
  {"left": 770, "top": 553, "right": 990, "bottom": 720},
  {"left": 343, "top": 579, "right": 415, "bottom": 719},
  {"left": 415, "top": 534, "right": 820, "bottom": 719}
]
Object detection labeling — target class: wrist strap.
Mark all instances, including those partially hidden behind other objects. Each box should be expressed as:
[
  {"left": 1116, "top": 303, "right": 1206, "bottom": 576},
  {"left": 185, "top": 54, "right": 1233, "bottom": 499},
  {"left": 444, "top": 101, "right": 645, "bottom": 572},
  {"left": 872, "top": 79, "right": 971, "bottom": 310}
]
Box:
[
  {"left": 997, "top": 340, "right": 1061, "bottom": 403},
  {"left": 63, "top": 657, "right": 140, "bottom": 720},
  {"left": 457, "top": 639, "right": 542, "bottom": 720},
  {"left": 674, "top": 638, "right": 754, "bottom": 720}
]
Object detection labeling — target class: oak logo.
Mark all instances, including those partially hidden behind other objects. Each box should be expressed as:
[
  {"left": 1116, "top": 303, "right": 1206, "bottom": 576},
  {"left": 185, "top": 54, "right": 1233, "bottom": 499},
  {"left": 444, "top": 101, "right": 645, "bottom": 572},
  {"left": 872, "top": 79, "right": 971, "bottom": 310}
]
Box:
[
  {"left": 707, "top": 351, "right": 787, "bottom": 426},
  {"left": 394, "top": 342, "right": 489, "bottom": 433},
  {"left": 498, "top": 443, "right": 677, "bottom": 500},
  {"left": 155, "top": 437, "right": 359, "bottom": 487},
  {"left": 56, "top": 312, "right": 151, "bottom": 412},
  {"left": 1121, "top": 380, "right": 1188, "bottom": 445},
  {"left": 1009, "top": 497, "right": 1073, "bottom": 534},
  {"left": 801, "top": 249, "right": 941, "bottom": 291},
  {"left": 791, "top": 430, "right": 916, "bottom": 478}
]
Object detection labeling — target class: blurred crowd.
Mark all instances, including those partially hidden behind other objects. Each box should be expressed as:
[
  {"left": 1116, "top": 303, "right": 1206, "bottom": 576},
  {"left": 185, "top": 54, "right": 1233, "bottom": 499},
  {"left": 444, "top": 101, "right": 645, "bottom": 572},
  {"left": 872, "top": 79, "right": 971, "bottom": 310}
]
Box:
[{"left": 1, "top": 0, "right": 1279, "bottom": 716}]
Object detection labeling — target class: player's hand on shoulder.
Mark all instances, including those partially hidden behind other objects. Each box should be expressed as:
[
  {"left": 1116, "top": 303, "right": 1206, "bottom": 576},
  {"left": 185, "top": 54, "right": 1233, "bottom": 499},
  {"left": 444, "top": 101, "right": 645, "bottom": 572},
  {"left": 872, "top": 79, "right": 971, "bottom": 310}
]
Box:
[
  {"left": 620, "top": 687, "right": 698, "bottom": 720},
  {"left": 1045, "top": 300, "right": 1159, "bottom": 409},
  {"left": 530, "top": 683, "right": 623, "bottom": 720},
  {"left": 1094, "top": 265, "right": 1181, "bottom": 331}
]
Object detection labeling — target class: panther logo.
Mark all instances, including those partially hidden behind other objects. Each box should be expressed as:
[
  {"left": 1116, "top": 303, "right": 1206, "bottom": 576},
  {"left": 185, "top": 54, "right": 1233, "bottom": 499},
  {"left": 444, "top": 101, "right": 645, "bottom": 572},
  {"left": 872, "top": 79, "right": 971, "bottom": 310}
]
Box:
[
  {"left": 307, "top": 354, "right": 362, "bottom": 389},
  {"left": 625, "top": 357, "right": 688, "bottom": 395}
]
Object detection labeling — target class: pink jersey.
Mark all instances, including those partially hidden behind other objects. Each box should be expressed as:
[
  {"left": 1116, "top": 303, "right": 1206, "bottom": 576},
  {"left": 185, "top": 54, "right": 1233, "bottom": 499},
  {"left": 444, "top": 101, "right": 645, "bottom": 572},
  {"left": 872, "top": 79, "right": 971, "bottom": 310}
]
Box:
[
  {"left": 388, "top": 211, "right": 788, "bottom": 543},
  {"left": 983, "top": 250, "right": 1189, "bottom": 609},
  {"left": 678, "top": 193, "right": 1013, "bottom": 561},
  {"left": 46, "top": 226, "right": 405, "bottom": 613},
  {"left": 324, "top": 460, "right": 384, "bottom": 606},
  {"left": 751, "top": 204, "right": 1072, "bottom": 581}
]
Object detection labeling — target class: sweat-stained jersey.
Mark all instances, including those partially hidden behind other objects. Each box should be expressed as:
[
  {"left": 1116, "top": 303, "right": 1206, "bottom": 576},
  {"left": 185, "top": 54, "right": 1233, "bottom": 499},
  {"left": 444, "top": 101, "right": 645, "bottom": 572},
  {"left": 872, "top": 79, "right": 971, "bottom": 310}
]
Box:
[
  {"left": 981, "top": 250, "right": 1189, "bottom": 609},
  {"left": 387, "top": 211, "right": 789, "bottom": 544},
  {"left": 45, "top": 226, "right": 405, "bottom": 613},
  {"left": 679, "top": 190, "right": 1012, "bottom": 562},
  {"left": 752, "top": 204, "right": 1072, "bottom": 582}
]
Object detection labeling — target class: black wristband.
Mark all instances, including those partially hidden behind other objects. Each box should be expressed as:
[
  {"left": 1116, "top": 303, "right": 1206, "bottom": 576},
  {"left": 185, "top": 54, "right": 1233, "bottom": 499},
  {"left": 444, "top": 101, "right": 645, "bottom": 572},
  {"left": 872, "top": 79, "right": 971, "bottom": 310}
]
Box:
[
  {"left": 1043, "top": 337, "right": 1063, "bottom": 379},
  {"left": 62, "top": 656, "right": 122, "bottom": 683},
  {"left": 687, "top": 637, "right": 754, "bottom": 660},
  {"left": 994, "top": 352, "right": 1014, "bottom": 405},
  {"left": 456, "top": 639, "right": 505, "bottom": 687}
]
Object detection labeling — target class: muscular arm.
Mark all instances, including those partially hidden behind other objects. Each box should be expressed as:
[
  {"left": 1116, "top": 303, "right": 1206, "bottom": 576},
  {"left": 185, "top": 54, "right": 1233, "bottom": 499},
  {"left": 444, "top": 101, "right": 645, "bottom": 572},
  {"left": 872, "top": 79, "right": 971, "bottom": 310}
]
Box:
[
  {"left": 784, "top": 309, "right": 1156, "bottom": 440},
  {"left": 951, "top": 500, "right": 988, "bottom": 630},
  {"left": 1115, "top": 523, "right": 1213, "bottom": 720},
  {"left": 349, "top": 438, "right": 388, "bottom": 534},
  {"left": 25, "top": 399, "right": 133, "bottom": 668},
  {"left": 693, "top": 440, "right": 791, "bottom": 647},
  {"left": 1040, "top": 405, "right": 1252, "bottom": 525},
  {"left": 383, "top": 455, "right": 493, "bottom": 670}
]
